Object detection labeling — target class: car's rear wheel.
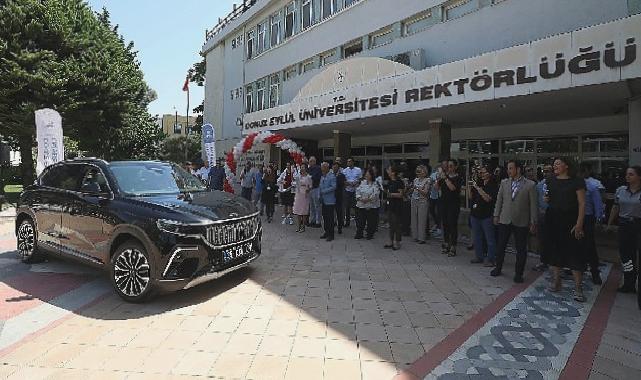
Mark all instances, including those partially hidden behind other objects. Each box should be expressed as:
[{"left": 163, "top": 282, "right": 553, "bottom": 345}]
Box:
[
  {"left": 110, "top": 240, "right": 154, "bottom": 303},
  {"left": 17, "top": 219, "right": 42, "bottom": 263}
]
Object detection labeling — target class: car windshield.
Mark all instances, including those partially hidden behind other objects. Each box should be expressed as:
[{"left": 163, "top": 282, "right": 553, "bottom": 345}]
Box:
[{"left": 109, "top": 162, "right": 206, "bottom": 196}]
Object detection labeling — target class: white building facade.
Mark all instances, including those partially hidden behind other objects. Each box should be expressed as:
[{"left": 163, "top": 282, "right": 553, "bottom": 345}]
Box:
[{"left": 202, "top": 0, "right": 641, "bottom": 177}]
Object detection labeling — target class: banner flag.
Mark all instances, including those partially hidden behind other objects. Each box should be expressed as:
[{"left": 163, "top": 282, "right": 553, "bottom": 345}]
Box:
[
  {"left": 202, "top": 123, "right": 216, "bottom": 165},
  {"left": 35, "top": 108, "right": 64, "bottom": 176}
]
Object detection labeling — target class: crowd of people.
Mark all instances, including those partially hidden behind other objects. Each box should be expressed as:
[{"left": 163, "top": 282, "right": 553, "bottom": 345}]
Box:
[{"left": 184, "top": 157, "right": 641, "bottom": 306}]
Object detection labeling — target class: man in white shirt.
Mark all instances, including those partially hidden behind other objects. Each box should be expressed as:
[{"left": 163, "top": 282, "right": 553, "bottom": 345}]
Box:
[
  {"left": 195, "top": 161, "right": 209, "bottom": 182},
  {"left": 342, "top": 158, "right": 362, "bottom": 227}
]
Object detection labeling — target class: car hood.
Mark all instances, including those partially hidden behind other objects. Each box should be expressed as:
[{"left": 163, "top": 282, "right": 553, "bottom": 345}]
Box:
[{"left": 137, "top": 191, "right": 256, "bottom": 222}]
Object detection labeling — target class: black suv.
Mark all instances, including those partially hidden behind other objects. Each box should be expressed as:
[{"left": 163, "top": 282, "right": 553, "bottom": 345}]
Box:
[{"left": 15, "top": 159, "right": 261, "bottom": 302}]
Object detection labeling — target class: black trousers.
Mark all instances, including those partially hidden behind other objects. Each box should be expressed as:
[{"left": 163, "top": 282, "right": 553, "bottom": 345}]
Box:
[
  {"left": 429, "top": 199, "right": 440, "bottom": 228},
  {"left": 335, "top": 200, "right": 344, "bottom": 232},
  {"left": 619, "top": 219, "right": 641, "bottom": 275},
  {"left": 496, "top": 223, "right": 529, "bottom": 277},
  {"left": 356, "top": 208, "right": 378, "bottom": 237},
  {"left": 441, "top": 202, "right": 460, "bottom": 247},
  {"left": 322, "top": 204, "right": 335, "bottom": 238},
  {"left": 401, "top": 201, "right": 411, "bottom": 235},
  {"left": 344, "top": 191, "right": 356, "bottom": 225},
  {"left": 388, "top": 211, "right": 403, "bottom": 242},
  {"left": 584, "top": 215, "right": 600, "bottom": 273},
  {"left": 264, "top": 197, "right": 275, "bottom": 218}
]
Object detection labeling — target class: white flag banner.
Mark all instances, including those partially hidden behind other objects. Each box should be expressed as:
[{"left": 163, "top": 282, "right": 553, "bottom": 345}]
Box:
[
  {"left": 202, "top": 123, "right": 216, "bottom": 165},
  {"left": 35, "top": 108, "right": 64, "bottom": 176}
]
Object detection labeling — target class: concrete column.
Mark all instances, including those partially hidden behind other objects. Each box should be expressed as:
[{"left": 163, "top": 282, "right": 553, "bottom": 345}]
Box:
[
  {"left": 333, "top": 130, "right": 351, "bottom": 163},
  {"left": 629, "top": 98, "right": 641, "bottom": 165},
  {"left": 428, "top": 118, "right": 451, "bottom": 167}
]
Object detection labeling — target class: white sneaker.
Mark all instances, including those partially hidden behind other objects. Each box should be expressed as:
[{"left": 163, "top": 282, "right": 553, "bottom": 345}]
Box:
[
  {"left": 281, "top": 217, "right": 287, "bottom": 225},
  {"left": 287, "top": 216, "right": 294, "bottom": 225}
]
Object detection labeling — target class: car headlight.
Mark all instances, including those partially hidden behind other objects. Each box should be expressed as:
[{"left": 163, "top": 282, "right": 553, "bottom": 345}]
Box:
[{"left": 156, "top": 219, "right": 203, "bottom": 236}]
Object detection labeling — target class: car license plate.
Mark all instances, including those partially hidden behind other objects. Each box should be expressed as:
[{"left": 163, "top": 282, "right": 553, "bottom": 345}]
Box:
[{"left": 222, "top": 243, "right": 251, "bottom": 263}]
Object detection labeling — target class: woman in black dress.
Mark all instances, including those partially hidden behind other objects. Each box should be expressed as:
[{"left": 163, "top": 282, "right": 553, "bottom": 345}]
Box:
[
  {"left": 384, "top": 165, "right": 405, "bottom": 250},
  {"left": 262, "top": 166, "right": 277, "bottom": 223},
  {"left": 436, "top": 160, "right": 463, "bottom": 257},
  {"left": 544, "top": 158, "right": 587, "bottom": 302}
]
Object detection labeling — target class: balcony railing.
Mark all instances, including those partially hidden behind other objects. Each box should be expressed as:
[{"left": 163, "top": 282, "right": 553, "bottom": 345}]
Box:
[{"left": 205, "top": 0, "right": 258, "bottom": 43}]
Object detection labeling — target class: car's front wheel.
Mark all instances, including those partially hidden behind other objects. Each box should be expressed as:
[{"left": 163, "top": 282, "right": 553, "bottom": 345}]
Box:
[
  {"left": 110, "top": 240, "right": 154, "bottom": 303},
  {"left": 17, "top": 218, "right": 42, "bottom": 263}
]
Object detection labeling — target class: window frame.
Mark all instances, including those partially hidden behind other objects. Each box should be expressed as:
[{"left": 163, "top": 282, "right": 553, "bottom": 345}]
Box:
[
  {"left": 269, "top": 74, "right": 281, "bottom": 108},
  {"left": 256, "top": 79, "right": 266, "bottom": 111},
  {"left": 285, "top": 1, "right": 296, "bottom": 38},
  {"left": 246, "top": 29, "right": 255, "bottom": 59},
  {"left": 403, "top": 10, "right": 433, "bottom": 36},
  {"left": 173, "top": 123, "right": 182, "bottom": 134},
  {"left": 370, "top": 28, "right": 394, "bottom": 48},
  {"left": 284, "top": 65, "right": 297, "bottom": 81},
  {"left": 301, "top": 0, "right": 313, "bottom": 30},
  {"left": 270, "top": 11, "right": 282, "bottom": 47},
  {"left": 343, "top": 39, "right": 363, "bottom": 58},
  {"left": 319, "top": 50, "right": 336, "bottom": 66},
  {"left": 245, "top": 84, "right": 254, "bottom": 113},
  {"left": 321, "top": 0, "right": 338, "bottom": 20},
  {"left": 257, "top": 21, "right": 266, "bottom": 54},
  {"left": 444, "top": 0, "right": 476, "bottom": 21},
  {"left": 301, "top": 59, "right": 315, "bottom": 73}
]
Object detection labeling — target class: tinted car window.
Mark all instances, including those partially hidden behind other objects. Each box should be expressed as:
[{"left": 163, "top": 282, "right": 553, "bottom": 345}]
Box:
[
  {"left": 40, "top": 164, "right": 86, "bottom": 191},
  {"left": 109, "top": 162, "right": 206, "bottom": 196},
  {"left": 79, "top": 165, "right": 110, "bottom": 193}
]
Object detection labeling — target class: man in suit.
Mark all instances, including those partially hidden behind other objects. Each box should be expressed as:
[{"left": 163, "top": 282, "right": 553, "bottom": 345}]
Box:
[
  {"left": 319, "top": 162, "right": 337, "bottom": 241},
  {"left": 491, "top": 160, "right": 538, "bottom": 283}
]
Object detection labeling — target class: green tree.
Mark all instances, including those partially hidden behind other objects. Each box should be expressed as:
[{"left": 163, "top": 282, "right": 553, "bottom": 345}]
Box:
[
  {"left": 159, "top": 135, "right": 201, "bottom": 164},
  {"left": 0, "top": 0, "right": 164, "bottom": 185},
  {"left": 188, "top": 57, "right": 205, "bottom": 134}
]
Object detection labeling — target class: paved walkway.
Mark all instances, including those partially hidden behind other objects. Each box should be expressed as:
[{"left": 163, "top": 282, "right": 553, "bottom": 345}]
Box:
[{"left": 0, "top": 213, "right": 638, "bottom": 379}]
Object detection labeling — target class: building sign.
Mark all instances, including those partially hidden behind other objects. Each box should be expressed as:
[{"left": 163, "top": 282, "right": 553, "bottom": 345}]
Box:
[
  {"left": 242, "top": 15, "right": 641, "bottom": 134},
  {"left": 35, "top": 108, "right": 64, "bottom": 176}
]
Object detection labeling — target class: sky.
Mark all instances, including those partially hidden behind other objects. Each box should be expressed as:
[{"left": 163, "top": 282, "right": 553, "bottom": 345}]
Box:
[{"left": 86, "top": 0, "right": 237, "bottom": 117}]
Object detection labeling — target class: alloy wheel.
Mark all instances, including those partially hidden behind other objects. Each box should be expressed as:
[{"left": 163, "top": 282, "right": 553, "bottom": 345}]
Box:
[
  {"left": 17, "top": 222, "right": 35, "bottom": 261},
  {"left": 113, "top": 248, "right": 151, "bottom": 297}
]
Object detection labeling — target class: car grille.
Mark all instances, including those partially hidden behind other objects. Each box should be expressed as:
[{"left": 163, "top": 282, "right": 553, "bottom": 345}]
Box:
[{"left": 206, "top": 216, "right": 259, "bottom": 247}]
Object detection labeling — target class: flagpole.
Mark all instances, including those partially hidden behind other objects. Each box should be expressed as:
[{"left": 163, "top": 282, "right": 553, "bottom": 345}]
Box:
[{"left": 185, "top": 76, "right": 190, "bottom": 161}]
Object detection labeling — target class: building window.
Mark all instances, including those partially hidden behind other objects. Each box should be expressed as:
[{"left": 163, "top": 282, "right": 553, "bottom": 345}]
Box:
[
  {"left": 444, "top": 0, "right": 477, "bottom": 21},
  {"left": 370, "top": 28, "right": 393, "bottom": 48},
  {"left": 582, "top": 134, "right": 628, "bottom": 153},
  {"left": 502, "top": 139, "right": 535, "bottom": 154},
  {"left": 343, "top": 40, "right": 363, "bottom": 58},
  {"left": 344, "top": 0, "right": 357, "bottom": 7},
  {"left": 271, "top": 11, "right": 282, "bottom": 47},
  {"left": 246, "top": 29, "right": 255, "bottom": 59},
  {"left": 285, "top": 2, "right": 295, "bottom": 38},
  {"left": 320, "top": 50, "right": 336, "bottom": 66},
  {"left": 269, "top": 74, "right": 280, "bottom": 108},
  {"left": 322, "top": 0, "right": 338, "bottom": 19},
  {"left": 301, "top": 59, "right": 315, "bottom": 73},
  {"left": 257, "top": 21, "right": 266, "bottom": 54},
  {"left": 256, "top": 79, "right": 266, "bottom": 111},
  {"left": 245, "top": 84, "right": 253, "bottom": 113},
  {"left": 284, "top": 65, "right": 297, "bottom": 81},
  {"left": 403, "top": 11, "right": 433, "bottom": 35},
  {"left": 173, "top": 124, "right": 182, "bottom": 134},
  {"left": 302, "top": 0, "right": 312, "bottom": 29}
]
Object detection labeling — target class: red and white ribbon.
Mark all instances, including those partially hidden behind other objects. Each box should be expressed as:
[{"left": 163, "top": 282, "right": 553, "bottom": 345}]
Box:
[{"left": 223, "top": 131, "right": 305, "bottom": 193}]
